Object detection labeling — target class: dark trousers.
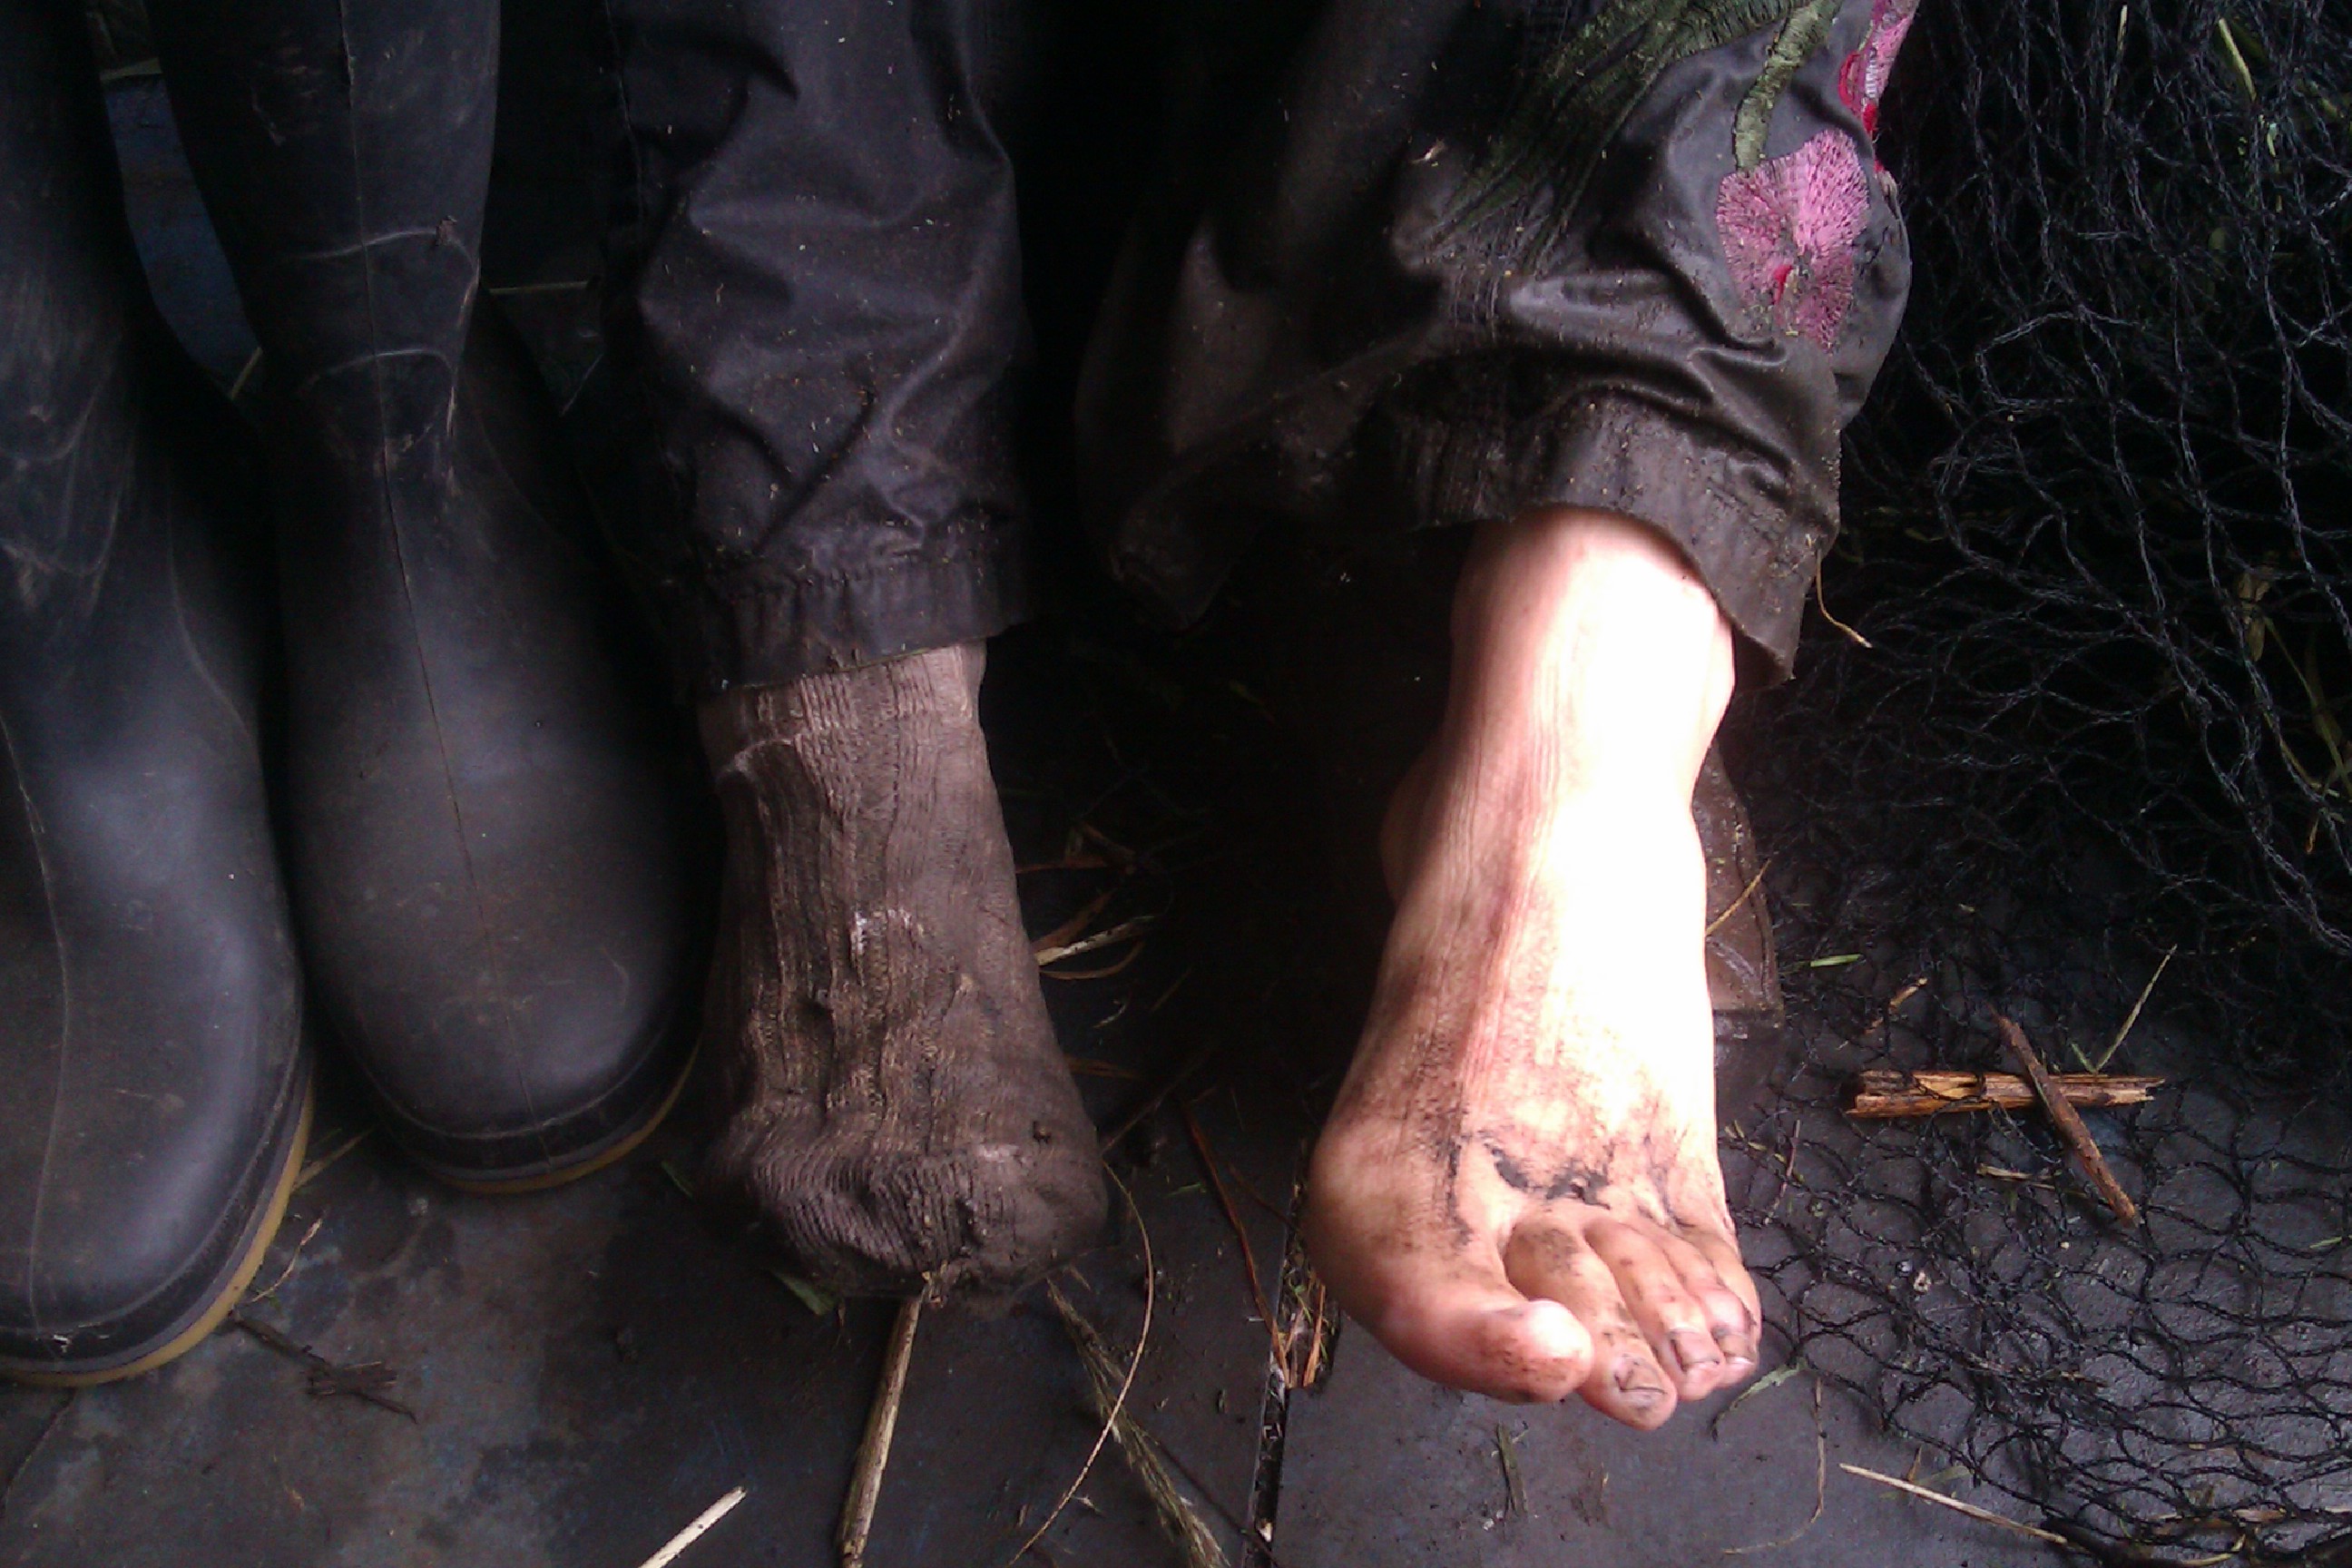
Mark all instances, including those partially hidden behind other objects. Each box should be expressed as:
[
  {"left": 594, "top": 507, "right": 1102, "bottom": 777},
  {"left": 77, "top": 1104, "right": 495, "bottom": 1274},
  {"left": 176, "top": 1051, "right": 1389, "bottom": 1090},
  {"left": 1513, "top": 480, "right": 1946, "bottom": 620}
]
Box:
[
  {"left": 126, "top": 0, "right": 1920, "bottom": 693},
  {"left": 603, "top": 0, "right": 1920, "bottom": 691}
]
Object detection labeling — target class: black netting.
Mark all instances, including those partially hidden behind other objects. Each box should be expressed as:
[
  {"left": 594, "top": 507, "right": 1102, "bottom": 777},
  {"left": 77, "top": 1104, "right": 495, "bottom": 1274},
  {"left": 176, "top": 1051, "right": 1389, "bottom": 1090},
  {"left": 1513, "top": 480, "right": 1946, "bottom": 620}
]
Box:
[{"left": 1722, "top": 0, "right": 2352, "bottom": 1557}]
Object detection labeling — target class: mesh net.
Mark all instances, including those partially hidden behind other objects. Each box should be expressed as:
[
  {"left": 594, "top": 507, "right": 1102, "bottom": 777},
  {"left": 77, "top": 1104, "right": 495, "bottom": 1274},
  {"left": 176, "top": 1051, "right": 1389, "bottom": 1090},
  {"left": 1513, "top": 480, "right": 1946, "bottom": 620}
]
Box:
[{"left": 1719, "top": 0, "right": 2352, "bottom": 1556}]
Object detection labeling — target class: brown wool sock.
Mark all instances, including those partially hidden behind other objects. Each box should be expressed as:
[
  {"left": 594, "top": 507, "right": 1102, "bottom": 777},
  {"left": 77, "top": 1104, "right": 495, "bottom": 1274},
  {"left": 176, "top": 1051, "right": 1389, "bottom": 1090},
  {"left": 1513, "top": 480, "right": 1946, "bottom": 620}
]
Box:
[{"left": 696, "top": 643, "right": 1106, "bottom": 1298}]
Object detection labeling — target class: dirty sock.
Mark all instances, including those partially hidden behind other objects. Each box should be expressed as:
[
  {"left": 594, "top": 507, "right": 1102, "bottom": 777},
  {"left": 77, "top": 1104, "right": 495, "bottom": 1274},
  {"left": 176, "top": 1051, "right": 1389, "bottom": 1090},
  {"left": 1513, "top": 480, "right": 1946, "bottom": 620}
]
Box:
[{"left": 697, "top": 642, "right": 1106, "bottom": 1298}]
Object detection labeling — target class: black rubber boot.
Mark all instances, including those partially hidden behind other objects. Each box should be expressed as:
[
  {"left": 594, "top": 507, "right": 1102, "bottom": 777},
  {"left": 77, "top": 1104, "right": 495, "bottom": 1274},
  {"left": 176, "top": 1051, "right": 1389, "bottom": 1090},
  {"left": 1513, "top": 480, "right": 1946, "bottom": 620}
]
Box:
[
  {"left": 148, "top": 0, "right": 701, "bottom": 1190},
  {"left": 0, "top": 4, "right": 310, "bottom": 1385}
]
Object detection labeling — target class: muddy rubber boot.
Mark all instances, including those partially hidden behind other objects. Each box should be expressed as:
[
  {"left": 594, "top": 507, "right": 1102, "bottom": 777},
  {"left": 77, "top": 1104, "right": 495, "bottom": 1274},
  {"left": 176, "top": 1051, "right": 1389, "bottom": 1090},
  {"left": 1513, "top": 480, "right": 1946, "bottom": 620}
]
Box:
[
  {"left": 149, "top": 0, "right": 701, "bottom": 1190},
  {"left": 0, "top": 5, "right": 310, "bottom": 1386}
]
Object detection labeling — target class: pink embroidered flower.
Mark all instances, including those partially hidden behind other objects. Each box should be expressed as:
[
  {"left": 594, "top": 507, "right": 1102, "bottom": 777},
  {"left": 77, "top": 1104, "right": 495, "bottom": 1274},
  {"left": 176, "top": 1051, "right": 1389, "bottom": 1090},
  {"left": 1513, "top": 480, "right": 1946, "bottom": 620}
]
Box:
[
  {"left": 1716, "top": 128, "right": 1871, "bottom": 350},
  {"left": 1838, "top": 0, "right": 1918, "bottom": 137}
]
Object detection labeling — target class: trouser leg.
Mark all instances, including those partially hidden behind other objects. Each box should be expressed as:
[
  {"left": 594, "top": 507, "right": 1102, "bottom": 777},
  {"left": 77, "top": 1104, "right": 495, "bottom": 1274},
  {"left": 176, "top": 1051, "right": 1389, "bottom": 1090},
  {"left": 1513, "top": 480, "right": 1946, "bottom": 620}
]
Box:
[
  {"left": 592, "top": 0, "right": 1105, "bottom": 1296},
  {"left": 1083, "top": 0, "right": 1919, "bottom": 681},
  {"left": 596, "top": 0, "right": 1036, "bottom": 691}
]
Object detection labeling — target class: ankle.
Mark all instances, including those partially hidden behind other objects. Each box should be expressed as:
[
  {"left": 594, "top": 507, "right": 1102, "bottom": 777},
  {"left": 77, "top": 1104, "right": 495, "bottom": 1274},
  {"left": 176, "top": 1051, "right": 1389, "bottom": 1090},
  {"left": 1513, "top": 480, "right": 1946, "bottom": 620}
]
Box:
[
  {"left": 697, "top": 643, "right": 985, "bottom": 768},
  {"left": 1443, "top": 507, "right": 1735, "bottom": 798}
]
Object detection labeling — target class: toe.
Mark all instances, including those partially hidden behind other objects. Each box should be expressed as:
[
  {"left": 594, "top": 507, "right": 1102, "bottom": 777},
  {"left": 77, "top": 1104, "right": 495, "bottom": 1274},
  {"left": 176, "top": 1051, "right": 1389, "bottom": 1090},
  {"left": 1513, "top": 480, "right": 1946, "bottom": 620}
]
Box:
[
  {"left": 1681, "top": 1226, "right": 1764, "bottom": 1368},
  {"left": 1305, "top": 1188, "right": 1596, "bottom": 1403},
  {"left": 1504, "top": 1222, "right": 1679, "bottom": 1429},
  {"left": 1358, "top": 1260, "right": 1597, "bottom": 1405},
  {"left": 1656, "top": 1228, "right": 1759, "bottom": 1381},
  {"left": 1583, "top": 1218, "right": 1732, "bottom": 1401}
]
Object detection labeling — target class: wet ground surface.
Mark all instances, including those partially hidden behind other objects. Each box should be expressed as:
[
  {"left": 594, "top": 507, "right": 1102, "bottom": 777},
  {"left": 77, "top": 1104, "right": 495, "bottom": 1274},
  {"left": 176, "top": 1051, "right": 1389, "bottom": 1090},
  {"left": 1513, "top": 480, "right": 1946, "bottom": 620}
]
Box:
[
  {"left": 0, "top": 69, "right": 2207, "bottom": 1568},
  {"left": 0, "top": 598, "right": 2055, "bottom": 1568}
]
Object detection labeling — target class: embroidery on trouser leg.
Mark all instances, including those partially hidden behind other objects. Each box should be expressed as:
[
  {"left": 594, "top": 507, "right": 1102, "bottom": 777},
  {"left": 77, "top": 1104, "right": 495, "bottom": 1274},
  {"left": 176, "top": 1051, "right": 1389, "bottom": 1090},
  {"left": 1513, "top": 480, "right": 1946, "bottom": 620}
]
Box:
[
  {"left": 1442, "top": 0, "right": 1814, "bottom": 266},
  {"left": 1715, "top": 129, "right": 1871, "bottom": 349},
  {"left": 1839, "top": 0, "right": 1918, "bottom": 140},
  {"left": 1717, "top": 0, "right": 1915, "bottom": 347},
  {"left": 1733, "top": 0, "right": 1845, "bottom": 172}
]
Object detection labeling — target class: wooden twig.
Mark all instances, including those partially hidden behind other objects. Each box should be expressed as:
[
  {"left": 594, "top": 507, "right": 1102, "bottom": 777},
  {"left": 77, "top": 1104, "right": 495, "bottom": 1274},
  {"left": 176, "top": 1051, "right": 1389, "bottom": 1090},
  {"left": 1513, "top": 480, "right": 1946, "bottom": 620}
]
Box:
[
  {"left": 1996, "top": 1016, "right": 2141, "bottom": 1227},
  {"left": 1813, "top": 561, "right": 1874, "bottom": 648},
  {"left": 638, "top": 1486, "right": 747, "bottom": 1568},
  {"left": 1030, "top": 884, "right": 1121, "bottom": 958},
  {"left": 1035, "top": 917, "right": 1154, "bottom": 968},
  {"left": 1846, "top": 1070, "right": 2164, "bottom": 1119},
  {"left": 1276, "top": 1237, "right": 1333, "bottom": 1393},
  {"left": 244, "top": 1215, "right": 325, "bottom": 1305},
  {"left": 1495, "top": 1425, "right": 1529, "bottom": 1519},
  {"left": 1838, "top": 1464, "right": 2073, "bottom": 1547},
  {"left": 228, "top": 1312, "right": 416, "bottom": 1420},
  {"left": 838, "top": 1295, "right": 925, "bottom": 1568},
  {"left": 2090, "top": 946, "right": 2176, "bottom": 1072},
  {"left": 227, "top": 348, "right": 264, "bottom": 403},
  {"left": 484, "top": 278, "right": 594, "bottom": 297},
  {"left": 293, "top": 1126, "right": 370, "bottom": 1191},
  {"left": 1703, "top": 858, "right": 1772, "bottom": 940},
  {"left": 1771, "top": 1117, "right": 1803, "bottom": 1217},
  {"left": 1041, "top": 940, "right": 1152, "bottom": 983},
  {"left": 1864, "top": 975, "right": 1931, "bottom": 1034}
]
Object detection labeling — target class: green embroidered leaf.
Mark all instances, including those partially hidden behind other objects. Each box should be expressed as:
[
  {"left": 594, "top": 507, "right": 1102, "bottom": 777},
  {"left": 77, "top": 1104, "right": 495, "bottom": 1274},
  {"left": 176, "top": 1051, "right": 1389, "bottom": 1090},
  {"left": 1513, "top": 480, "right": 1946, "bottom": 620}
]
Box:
[
  {"left": 1445, "top": 0, "right": 1814, "bottom": 267},
  {"left": 1735, "top": 0, "right": 1845, "bottom": 171}
]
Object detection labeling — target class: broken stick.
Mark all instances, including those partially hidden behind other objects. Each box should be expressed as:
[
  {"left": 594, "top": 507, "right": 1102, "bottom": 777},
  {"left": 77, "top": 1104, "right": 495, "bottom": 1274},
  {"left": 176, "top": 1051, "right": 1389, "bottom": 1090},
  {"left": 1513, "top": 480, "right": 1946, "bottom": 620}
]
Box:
[
  {"left": 1995, "top": 1015, "right": 2141, "bottom": 1228},
  {"left": 1847, "top": 1069, "right": 2163, "bottom": 1119},
  {"left": 838, "top": 1295, "right": 925, "bottom": 1568}
]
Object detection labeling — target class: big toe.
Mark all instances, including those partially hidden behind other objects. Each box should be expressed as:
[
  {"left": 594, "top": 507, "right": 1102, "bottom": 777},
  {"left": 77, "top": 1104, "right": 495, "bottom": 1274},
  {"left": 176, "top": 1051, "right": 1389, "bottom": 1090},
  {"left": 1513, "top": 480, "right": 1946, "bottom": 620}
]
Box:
[
  {"left": 1383, "top": 1278, "right": 1597, "bottom": 1405},
  {"left": 1305, "top": 1213, "right": 1595, "bottom": 1403}
]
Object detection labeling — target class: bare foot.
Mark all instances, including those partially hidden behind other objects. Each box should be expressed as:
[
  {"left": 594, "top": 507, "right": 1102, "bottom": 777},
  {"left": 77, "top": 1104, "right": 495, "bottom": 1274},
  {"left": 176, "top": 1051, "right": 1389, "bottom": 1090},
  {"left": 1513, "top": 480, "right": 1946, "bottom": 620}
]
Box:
[
  {"left": 1303, "top": 510, "right": 1760, "bottom": 1428},
  {"left": 697, "top": 644, "right": 1106, "bottom": 1298}
]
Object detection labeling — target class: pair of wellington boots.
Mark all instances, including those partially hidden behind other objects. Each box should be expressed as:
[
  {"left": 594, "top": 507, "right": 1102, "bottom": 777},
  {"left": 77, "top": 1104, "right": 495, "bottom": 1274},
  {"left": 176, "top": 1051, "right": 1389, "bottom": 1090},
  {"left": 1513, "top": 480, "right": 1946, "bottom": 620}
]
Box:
[{"left": 0, "top": 10, "right": 701, "bottom": 1385}]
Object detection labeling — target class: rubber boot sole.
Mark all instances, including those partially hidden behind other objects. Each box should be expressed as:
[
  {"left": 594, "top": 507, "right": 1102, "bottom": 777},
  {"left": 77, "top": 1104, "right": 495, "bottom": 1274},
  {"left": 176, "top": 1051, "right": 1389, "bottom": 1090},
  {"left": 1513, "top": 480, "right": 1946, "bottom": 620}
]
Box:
[
  {"left": 426, "top": 1046, "right": 696, "bottom": 1198},
  {"left": 5, "top": 1080, "right": 314, "bottom": 1389}
]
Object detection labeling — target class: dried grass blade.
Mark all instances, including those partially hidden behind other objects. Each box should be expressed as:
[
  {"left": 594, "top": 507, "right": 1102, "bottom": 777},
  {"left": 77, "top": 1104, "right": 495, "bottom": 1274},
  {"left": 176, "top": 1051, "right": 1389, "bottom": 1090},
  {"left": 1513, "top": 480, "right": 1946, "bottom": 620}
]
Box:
[
  {"left": 1838, "top": 1464, "right": 2073, "bottom": 1547},
  {"left": 1008, "top": 1171, "right": 1154, "bottom": 1566},
  {"left": 1181, "top": 1104, "right": 1283, "bottom": 1374}
]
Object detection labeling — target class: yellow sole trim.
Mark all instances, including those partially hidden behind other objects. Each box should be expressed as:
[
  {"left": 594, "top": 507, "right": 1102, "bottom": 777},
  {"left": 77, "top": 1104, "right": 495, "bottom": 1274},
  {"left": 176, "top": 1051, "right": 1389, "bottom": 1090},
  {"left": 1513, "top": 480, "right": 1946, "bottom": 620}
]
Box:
[{"left": 9, "top": 1083, "right": 315, "bottom": 1389}]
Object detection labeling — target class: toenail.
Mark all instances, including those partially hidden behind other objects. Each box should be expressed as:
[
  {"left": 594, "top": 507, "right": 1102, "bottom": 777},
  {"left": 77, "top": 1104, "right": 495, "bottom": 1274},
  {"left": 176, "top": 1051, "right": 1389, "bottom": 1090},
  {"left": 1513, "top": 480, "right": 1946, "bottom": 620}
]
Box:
[
  {"left": 1724, "top": 1356, "right": 1757, "bottom": 1378},
  {"left": 1669, "top": 1330, "right": 1721, "bottom": 1373},
  {"left": 1613, "top": 1357, "right": 1667, "bottom": 1398},
  {"left": 1519, "top": 1300, "right": 1586, "bottom": 1361}
]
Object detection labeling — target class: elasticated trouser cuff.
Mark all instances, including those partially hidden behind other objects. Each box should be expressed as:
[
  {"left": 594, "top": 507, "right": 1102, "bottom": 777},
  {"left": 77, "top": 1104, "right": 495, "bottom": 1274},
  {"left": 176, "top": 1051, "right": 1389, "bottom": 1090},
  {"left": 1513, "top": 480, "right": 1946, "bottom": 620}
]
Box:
[
  {"left": 652, "top": 524, "right": 1031, "bottom": 694},
  {"left": 594, "top": 0, "right": 1035, "bottom": 693},
  {"left": 1081, "top": 0, "right": 1921, "bottom": 680}
]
